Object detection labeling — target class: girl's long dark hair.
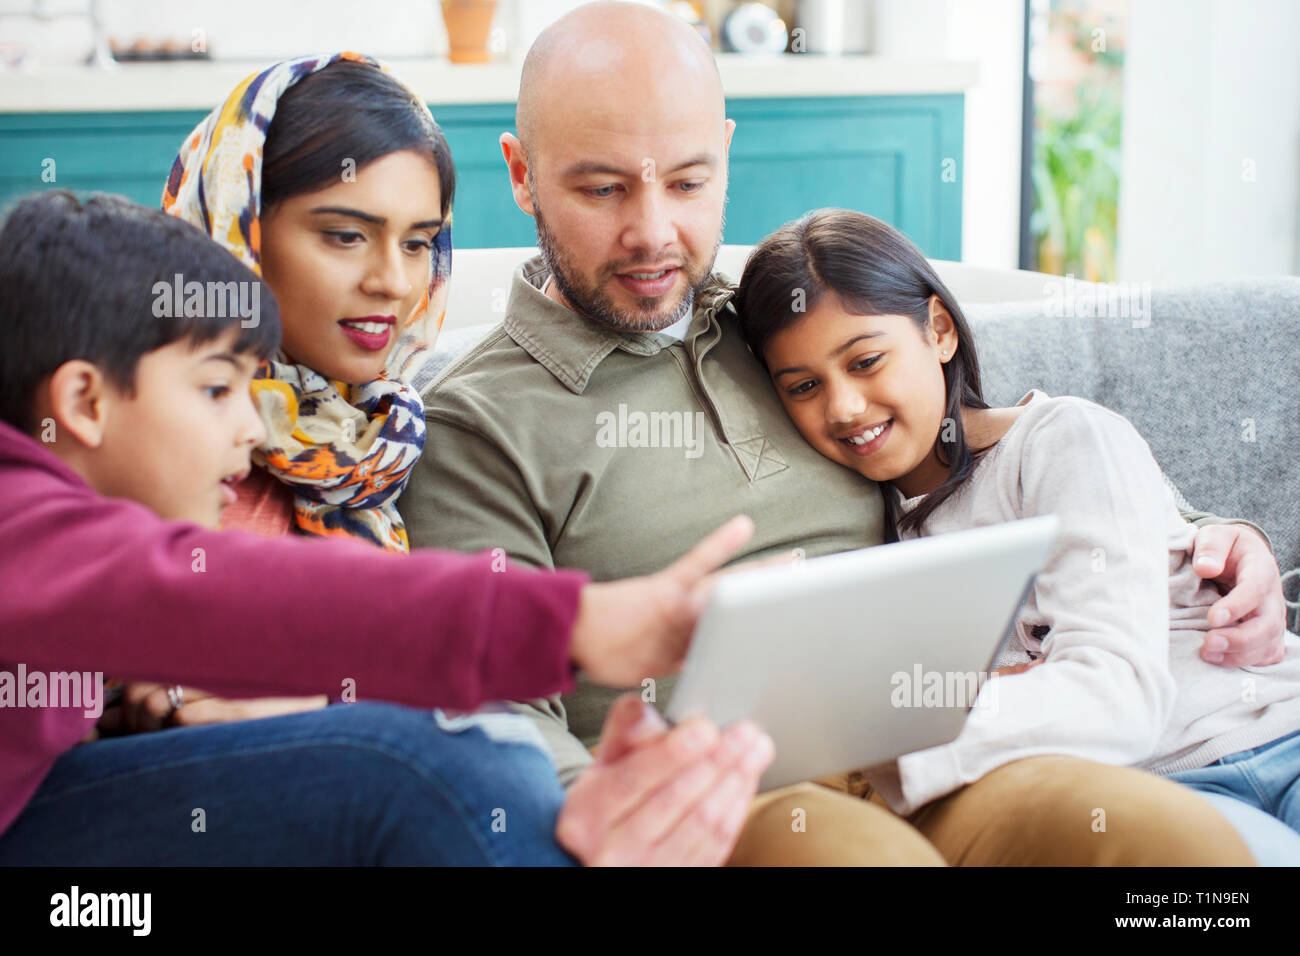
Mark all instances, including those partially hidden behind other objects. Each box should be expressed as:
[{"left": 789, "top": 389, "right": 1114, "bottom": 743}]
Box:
[
  {"left": 732, "top": 208, "right": 989, "bottom": 541},
  {"left": 261, "top": 59, "right": 455, "bottom": 216}
]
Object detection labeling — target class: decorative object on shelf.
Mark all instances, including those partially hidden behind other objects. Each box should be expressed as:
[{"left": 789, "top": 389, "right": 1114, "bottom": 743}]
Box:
[
  {"left": 441, "top": 0, "right": 499, "bottom": 64},
  {"left": 109, "top": 36, "right": 212, "bottom": 62},
  {"left": 792, "top": 0, "right": 872, "bottom": 56},
  {"left": 0, "top": 43, "right": 30, "bottom": 72},
  {"left": 720, "top": 2, "right": 788, "bottom": 54},
  {"left": 665, "top": 1, "right": 712, "bottom": 46}
]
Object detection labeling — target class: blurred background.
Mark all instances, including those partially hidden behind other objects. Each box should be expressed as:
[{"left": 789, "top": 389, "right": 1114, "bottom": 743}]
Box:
[{"left": 1, "top": 0, "right": 1297, "bottom": 281}]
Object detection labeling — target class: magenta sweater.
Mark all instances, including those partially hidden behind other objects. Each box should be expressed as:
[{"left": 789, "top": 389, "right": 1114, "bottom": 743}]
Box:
[{"left": 0, "top": 420, "right": 587, "bottom": 837}]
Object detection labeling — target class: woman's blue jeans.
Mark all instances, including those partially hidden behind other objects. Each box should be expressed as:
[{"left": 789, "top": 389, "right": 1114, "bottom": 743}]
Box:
[{"left": 0, "top": 702, "right": 576, "bottom": 866}]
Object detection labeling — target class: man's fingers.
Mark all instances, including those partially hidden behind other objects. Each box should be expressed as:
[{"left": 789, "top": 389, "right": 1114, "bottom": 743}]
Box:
[
  {"left": 1201, "top": 610, "right": 1284, "bottom": 663},
  {"left": 642, "top": 769, "right": 749, "bottom": 866},
  {"left": 595, "top": 694, "right": 667, "bottom": 766},
  {"left": 1192, "top": 548, "right": 1227, "bottom": 579},
  {"left": 653, "top": 727, "right": 773, "bottom": 866},
  {"left": 1207, "top": 560, "right": 1282, "bottom": 627},
  {"left": 1206, "top": 648, "right": 1286, "bottom": 668},
  {"left": 1206, "top": 563, "right": 1271, "bottom": 628},
  {"left": 593, "top": 757, "right": 720, "bottom": 863},
  {"left": 583, "top": 718, "right": 721, "bottom": 827},
  {"left": 558, "top": 717, "right": 720, "bottom": 863},
  {"left": 1192, "top": 524, "right": 1234, "bottom": 579},
  {"left": 677, "top": 770, "right": 757, "bottom": 866},
  {"left": 611, "top": 720, "right": 767, "bottom": 854},
  {"left": 662, "top": 515, "right": 754, "bottom": 590}
]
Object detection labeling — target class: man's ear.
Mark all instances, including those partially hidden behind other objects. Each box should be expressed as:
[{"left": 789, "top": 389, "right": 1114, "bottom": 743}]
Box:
[
  {"left": 929, "top": 295, "right": 959, "bottom": 362},
  {"left": 724, "top": 117, "right": 736, "bottom": 152},
  {"left": 45, "top": 360, "right": 112, "bottom": 449},
  {"left": 500, "top": 132, "right": 536, "bottom": 216}
]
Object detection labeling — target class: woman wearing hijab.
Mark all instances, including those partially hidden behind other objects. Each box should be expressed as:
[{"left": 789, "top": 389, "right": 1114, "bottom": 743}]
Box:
[
  {"left": 103, "top": 54, "right": 464, "bottom": 728},
  {"left": 164, "top": 51, "right": 451, "bottom": 551}
]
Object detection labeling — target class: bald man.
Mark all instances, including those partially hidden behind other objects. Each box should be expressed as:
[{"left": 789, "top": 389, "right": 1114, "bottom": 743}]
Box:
[{"left": 402, "top": 1, "right": 1270, "bottom": 866}]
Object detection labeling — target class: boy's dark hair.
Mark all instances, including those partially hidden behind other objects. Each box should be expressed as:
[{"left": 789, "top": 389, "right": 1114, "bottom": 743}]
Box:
[
  {"left": 732, "top": 208, "right": 990, "bottom": 541},
  {"left": 261, "top": 59, "right": 456, "bottom": 216},
  {"left": 0, "top": 191, "right": 281, "bottom": 433}
]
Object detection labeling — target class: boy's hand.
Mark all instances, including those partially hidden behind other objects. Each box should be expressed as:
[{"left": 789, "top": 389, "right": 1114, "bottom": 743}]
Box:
[
  {"left": 1192, "top": 524, "right": 1287, "bottom": 666},
  {"left": 568, "top": 515, "right": 754, "bottom": 686},
  {"left": 556, "top": 694, "right": 774, "bottom": 866}
]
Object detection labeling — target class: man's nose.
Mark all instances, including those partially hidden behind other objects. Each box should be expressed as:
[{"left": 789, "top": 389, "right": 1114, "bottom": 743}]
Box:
[{"left": 620, "top": 187, "right": 677, "bottom": 257}]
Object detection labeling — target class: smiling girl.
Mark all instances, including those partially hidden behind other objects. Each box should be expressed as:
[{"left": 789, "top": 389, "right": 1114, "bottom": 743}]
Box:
[
  {"left": 733, "top": 208, "right": 1300, "bottom": 863},
  {"left": 163, "top": 51, "right": 452, "bottom": 552}
]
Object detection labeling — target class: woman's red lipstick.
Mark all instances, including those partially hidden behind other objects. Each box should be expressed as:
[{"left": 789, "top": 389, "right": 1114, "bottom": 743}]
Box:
[{"left": 338, "top": 315, "right": 396, "bottom": 352}]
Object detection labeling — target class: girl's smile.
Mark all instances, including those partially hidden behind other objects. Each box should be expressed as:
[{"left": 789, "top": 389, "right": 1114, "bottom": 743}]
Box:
[{"left": 837, "top": 418, "right": 894, "bottom": 456}]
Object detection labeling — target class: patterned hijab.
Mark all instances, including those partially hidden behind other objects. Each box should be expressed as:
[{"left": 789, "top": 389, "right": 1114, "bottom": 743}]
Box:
[{"left": 162, "top": 52, "right": 451, "bottom": 552}]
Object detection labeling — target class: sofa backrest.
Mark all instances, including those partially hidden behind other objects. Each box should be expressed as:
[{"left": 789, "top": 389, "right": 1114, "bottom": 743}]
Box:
[{"left": 965, "top": 278, "right": 1299, "bottom": 580}]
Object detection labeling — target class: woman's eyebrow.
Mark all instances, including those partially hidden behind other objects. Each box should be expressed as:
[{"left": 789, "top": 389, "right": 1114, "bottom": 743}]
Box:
[
  {"left": 310, "top": 205, "right": 384, "bottom": 223},
  {"left": 308, "top": 206, "right": 442, "bottom": 230}
]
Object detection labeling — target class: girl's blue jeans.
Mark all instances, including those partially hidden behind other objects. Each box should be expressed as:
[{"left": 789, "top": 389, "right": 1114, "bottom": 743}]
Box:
[
  {"left": 1169, "top": 727, "right": 1300, "bottom": 866},
  {"left": 0, "top": 701, "right": 576, "bottom": 866}
]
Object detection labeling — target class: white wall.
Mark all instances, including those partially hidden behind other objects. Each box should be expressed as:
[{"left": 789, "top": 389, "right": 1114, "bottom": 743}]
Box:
[
  {"left": 0, "top": 0, "right": 462, "bottom": 63},
  {"left": 874, "top": 0, "right": 1025, "bottom": 270},
  {"left": 1118, "top": 0, "right": 1300, "bottom": 281}
]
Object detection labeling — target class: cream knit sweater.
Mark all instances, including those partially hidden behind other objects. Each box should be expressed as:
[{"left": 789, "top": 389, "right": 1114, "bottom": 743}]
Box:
[{"left": 868, "top": 391, "right": 1300, "bottom": 815}]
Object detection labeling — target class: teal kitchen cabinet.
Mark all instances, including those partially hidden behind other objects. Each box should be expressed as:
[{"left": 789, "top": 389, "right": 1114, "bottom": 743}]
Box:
[{"left": 0, "top": 94, "right": 962, "bottom": 256}]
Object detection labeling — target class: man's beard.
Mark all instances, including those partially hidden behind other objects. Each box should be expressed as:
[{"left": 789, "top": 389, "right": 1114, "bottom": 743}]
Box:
[{"left": 531, "top": 181, "right": 724, "bottom": 334}]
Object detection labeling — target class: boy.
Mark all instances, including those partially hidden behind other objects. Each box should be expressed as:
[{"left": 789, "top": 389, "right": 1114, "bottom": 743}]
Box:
[{"left": 0, "top": 192, "right": 772, "bottom": 865}]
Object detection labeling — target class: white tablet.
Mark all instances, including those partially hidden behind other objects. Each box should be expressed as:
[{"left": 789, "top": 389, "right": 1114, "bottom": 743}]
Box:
[{"left": 667, "top": 515, "right": 1059, "bottom": 791}]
